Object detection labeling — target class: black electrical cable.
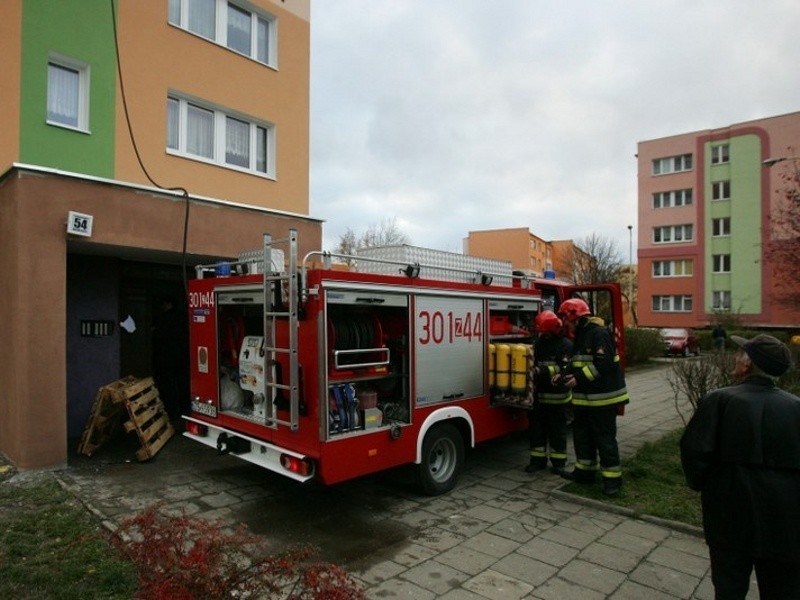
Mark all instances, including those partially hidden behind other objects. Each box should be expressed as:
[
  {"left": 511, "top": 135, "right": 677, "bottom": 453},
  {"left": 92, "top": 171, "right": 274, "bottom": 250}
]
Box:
[{"left": 110, "top": 0, "right": 191, "bottom": 296}]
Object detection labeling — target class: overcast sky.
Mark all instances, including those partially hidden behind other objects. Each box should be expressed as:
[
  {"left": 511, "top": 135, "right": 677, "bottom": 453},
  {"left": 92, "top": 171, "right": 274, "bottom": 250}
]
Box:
[{"left": 308, "top": 1, "right": 800, "bottom": 263}]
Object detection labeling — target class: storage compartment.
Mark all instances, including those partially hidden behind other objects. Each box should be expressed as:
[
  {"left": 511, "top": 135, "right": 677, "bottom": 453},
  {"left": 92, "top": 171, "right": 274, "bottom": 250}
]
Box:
[
  {"left": 324, "top": 288, "right": 410, "bottom": 437},
  {"left": 214, "top": 288, "right": 294, "bottom": 423},
  {"left": 487, "top": 299, "right": 538, "bottom": 407}
]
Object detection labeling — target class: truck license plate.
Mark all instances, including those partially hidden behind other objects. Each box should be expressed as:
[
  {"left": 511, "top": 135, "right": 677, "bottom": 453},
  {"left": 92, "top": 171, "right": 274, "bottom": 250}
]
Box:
[{"left": 191, "top": 400, "right": 218, "bottom": 418}]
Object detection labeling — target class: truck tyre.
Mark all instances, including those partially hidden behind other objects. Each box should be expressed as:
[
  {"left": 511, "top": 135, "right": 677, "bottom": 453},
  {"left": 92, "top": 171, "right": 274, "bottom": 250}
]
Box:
[{"left": 418, "top": 423, "right": 464, "bottom": 495}]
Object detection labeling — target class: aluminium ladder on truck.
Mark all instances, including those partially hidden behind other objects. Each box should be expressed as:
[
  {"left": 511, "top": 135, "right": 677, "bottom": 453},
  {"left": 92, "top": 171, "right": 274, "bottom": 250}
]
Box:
[{"left": 262, "top": 229, "right": 300, "bottom": 431}]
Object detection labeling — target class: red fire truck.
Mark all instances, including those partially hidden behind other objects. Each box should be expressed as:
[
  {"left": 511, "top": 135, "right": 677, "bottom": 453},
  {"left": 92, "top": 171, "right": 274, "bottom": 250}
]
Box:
[{"left": 183, "top": 229, "right": 625, "bottom": 495}]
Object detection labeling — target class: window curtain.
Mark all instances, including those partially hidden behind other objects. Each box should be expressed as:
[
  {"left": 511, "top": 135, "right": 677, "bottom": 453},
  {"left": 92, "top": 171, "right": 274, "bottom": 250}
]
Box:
[
  {"left": 226, "top": 116, "right": 250, "bottom": 167},
  {"left": 187, "top": 104, "right": 214, "bottom": 158},
  {"left": 48, "top": 64, "right": 79, "bottom": 127}
]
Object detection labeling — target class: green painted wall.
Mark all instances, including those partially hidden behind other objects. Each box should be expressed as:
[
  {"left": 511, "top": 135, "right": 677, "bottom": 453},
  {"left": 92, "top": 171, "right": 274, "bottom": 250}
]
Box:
[
  {"left": 19, "top": 0, "right": 116, "bottom": 177},
  {"left": 705, "top": 135, "right": 762, "bottom": 314}
]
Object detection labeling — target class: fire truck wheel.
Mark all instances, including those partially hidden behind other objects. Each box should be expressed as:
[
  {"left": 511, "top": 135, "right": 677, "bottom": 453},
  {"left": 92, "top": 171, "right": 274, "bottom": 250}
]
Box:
[{"left": 418, "top": 423, "right": 464, "bottom": 496}]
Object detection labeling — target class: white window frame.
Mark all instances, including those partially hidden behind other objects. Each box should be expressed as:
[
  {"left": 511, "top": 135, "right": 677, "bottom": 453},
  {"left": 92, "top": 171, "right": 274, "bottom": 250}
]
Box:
[
  {"left": 168, "top": 0, "right": 277, "bottom": 68},
  {"left": 652, "top": 188, "right": 693, "bottom": 209},
  {"left": 653, "top": 224, "right": 693, "bottom": 244},
  {"left": 652, "top": 295, "right": 693, "bottom": 313},
  {"left": 711, "top": 144, "right": 730, "bottom": 165},
  {"left": 712, "top": 254, "right": 731, "bottom": 274},
  {"left": 47, "top": 53, "right": 90, "bottom": 132},
  {"left": 712, "top": 180, "right": 731, "bottom": 201},
  {"left": 652, "top": 259, "right": 693, "bottom": 278},
  {"left": 712, "top": 290, "right": 731, "bottom": 310},
  {"left": 712, "top": 217, "right": 731, "bottom": 237},
  {"left": 167, "top": 94, "right": 276, "bottom": 178},
  {"left": 652, "top": 154, "right": 692, "bottom": 175}
]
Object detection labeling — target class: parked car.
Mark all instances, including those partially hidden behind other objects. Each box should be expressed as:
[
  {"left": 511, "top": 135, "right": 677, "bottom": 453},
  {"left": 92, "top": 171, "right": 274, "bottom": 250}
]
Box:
[{"left": 661, "top": 328, "right": 700, "bottom": 357}]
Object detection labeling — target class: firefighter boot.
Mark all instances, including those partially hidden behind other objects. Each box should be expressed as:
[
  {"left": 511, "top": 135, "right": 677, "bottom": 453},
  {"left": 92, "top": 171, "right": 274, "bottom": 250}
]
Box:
[
  {"left": 525, "top": 456, "right": 547, "bottom": 473},
  {"left": 602, "top": 477, "right": 622, "bottom": 497},
  {"left": 561, "top": 468, "right": 596, "bottom": 484},
  {"left": 525, "top": 448, "right": 548, "bottom": 473},
  {"left": 525, "top": 459, "right": 547, "bottom": 473},
  {"left": 549, "top": 453, "right": 568, "bottom": 476}
]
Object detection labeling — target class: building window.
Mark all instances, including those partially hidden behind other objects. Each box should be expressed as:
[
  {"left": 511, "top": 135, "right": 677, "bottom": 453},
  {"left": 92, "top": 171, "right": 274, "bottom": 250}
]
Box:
[
  {"left": 652, "top": 154, "right": 692, "bottom": 175},
  {"left": 711, "top": 144, "right": 730, "bottom": 165},
  {"left": 652, "top": 295, "right": 693, "bottom": 312},
  {"left": 167, "top": 95, "right": 275, "bottom": 177},
  {"left": 712, "top": 217, "right": 731, "bottom": 237},
  {"left": 653, "top": 224, "right": 693, "bottom": 244},
  {"left": 712, "top": 290, "right": 731, "bottom": 310},
  {"left": 47, "top": 55, "right": 90, "bottom": 131},
  {"left": 169, "top": 0, "right": 277, "bottom": 67},
  {"left": 652, "top": 188, "right": 693, "bottom": 209},
  {"left": 712, "top": 180, "right": 731, "bottom": 200},
  {"left": 712, "top": 254, "right": 731, "bottom": 273},
  {"left": 652, "top": 259, "right": 693, "bottom": 278}
]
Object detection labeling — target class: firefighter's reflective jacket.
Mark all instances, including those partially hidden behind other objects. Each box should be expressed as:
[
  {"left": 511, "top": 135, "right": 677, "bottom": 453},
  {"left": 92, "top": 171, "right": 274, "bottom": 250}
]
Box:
[
  {"left": 533, "top": 334, "right": 573, "bottom": 405},
  {"left": 568, "top": 316, "right": 629, "bottom": 409}
]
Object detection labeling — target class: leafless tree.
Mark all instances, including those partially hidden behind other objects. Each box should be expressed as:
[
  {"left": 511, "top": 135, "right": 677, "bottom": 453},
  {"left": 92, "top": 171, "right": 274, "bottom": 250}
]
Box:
[
  {"left": 333, "top": 218, "right": 411, "bottom": 264},
  {"left": 764, "top": 152, "right": 800, "bottom": 310},
  {"left": 566, "top": 233, "right": 624, "bottom": 285}
]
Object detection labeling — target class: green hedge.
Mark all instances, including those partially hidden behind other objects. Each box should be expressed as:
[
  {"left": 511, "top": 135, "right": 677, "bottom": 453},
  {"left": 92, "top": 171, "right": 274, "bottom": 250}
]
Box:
[{"left": 623, "top": 327, "right": 664, "bottom": 367}]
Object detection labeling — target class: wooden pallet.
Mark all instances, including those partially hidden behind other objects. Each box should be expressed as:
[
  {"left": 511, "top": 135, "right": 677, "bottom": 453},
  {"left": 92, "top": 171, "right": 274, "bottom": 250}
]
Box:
[
  {"left": 120, "top": 377, "right": 175, "bottom": 461},
  {"left": 77, "top": 376, "right": 175, "bottom": 461},
  {"left": 77, "top": 376, "right": 137, "bottom": 457}
]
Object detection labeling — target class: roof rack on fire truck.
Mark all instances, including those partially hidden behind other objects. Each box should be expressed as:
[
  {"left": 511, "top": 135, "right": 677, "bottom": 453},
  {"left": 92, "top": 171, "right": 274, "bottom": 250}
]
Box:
[{"left": 301, "top": 244, "right": 532, "bottom": 299}]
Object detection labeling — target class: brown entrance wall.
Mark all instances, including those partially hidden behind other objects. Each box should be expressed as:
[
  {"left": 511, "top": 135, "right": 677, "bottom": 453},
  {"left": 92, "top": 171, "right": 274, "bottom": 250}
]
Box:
[{"left": 0, "top": 167, "right": 321, "bottom": 469}]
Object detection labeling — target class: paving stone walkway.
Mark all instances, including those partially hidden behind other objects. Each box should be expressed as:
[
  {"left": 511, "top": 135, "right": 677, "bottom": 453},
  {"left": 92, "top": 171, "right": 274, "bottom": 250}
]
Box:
[{"left": 54, "top": 362, "right": 760, "bottom": 599}]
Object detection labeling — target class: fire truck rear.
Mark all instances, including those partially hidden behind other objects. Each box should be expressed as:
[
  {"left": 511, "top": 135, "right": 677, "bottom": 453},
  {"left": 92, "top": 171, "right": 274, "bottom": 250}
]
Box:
[{"left": 183, "top": 229, "right": 625, "bottom": 495}]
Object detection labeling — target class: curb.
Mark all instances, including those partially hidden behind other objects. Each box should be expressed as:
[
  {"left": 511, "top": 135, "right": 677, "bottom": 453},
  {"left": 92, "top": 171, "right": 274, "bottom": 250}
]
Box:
[{"left": 550, "top": 488, "right": 704, "bottom": 538}]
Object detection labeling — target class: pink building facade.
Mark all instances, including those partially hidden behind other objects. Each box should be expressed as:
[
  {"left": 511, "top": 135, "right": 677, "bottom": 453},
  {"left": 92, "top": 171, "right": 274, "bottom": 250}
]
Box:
[{"left": 637, "top": 112, "right": 800, "bottom": 329}]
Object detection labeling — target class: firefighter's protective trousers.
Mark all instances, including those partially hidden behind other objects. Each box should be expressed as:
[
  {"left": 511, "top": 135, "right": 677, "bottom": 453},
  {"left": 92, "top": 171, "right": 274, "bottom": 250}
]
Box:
[
  {"left": 529, "top": 336, "right": 573, "bottom": 470},
  {"left": 529, "top": 402, "right": 568, "bottom": 469},
  {"left": 571, "top": 407, "right": 620, "bottom": 482},
  {"left": 567, "top": 317, "right": 629, "bottom": 484}
]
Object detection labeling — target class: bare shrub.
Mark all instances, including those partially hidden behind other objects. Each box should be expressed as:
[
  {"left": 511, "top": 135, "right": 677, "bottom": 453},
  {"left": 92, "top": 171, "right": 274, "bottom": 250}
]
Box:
[
  {"left": 111, "top": 503, "right": 366, "bottom": 600},
  {"left": 668, "top": 352, "right": 735, "bottom": 424}
]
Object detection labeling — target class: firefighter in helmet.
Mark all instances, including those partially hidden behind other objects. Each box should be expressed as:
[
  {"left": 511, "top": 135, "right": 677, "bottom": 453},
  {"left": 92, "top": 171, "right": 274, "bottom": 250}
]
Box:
[
  {"left": 526, "top": 310, "right": 572, "bottom": 475},
  {"left": 557, "top": 298, "right": 629, "bottom": 496}
]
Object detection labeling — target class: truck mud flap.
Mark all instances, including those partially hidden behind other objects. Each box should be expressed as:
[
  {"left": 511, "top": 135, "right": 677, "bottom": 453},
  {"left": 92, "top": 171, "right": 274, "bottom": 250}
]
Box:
[{"left": 216, "top": 432, "right": 251, "bottom": 455}]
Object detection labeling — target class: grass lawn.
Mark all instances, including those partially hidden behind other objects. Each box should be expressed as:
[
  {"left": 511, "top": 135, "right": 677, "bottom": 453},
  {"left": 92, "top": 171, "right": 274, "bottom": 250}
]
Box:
[
  {"left": 0, "top": 469, "right": 137, "bottom": 599},
  {"left": 562, "top": 428, "right": 703, "bottom": 528}
]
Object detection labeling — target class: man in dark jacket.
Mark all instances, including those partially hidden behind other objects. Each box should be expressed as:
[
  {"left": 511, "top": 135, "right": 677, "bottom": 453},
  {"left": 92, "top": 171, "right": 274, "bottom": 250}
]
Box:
[
  {"left": 526, "top": 311, "right": 572, "bottom": 475},
  {"left": 681, "top": 334, "right": 800, "bottom": 599},
  {"left": 558, "top": 298, "right": 629, "bottom": 496}
]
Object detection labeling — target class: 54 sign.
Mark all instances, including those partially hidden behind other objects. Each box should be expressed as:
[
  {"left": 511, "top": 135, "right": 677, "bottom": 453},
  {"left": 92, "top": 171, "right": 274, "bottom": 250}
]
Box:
[{"left": 67, "top": 211, "right": 93, "bottom": 237}]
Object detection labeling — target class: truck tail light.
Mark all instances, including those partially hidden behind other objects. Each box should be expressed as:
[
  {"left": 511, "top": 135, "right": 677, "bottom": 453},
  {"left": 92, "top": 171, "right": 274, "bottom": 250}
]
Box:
[
  {"left": 280, "top": 454, "right": 313, "bottom": 477},
  {"left": 185, "top": 421, "right": 208, "bottom": 436}
]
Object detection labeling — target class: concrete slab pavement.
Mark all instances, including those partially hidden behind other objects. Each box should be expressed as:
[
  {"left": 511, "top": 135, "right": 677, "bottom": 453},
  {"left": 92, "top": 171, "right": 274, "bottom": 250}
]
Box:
[{"left": 52, "top": 362, "right": 760, "bottom": 599}]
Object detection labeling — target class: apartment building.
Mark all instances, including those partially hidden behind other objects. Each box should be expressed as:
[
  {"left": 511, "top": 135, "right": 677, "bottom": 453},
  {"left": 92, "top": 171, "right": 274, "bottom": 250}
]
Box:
[
  {"left": 637, "top": 111, "right": 800, "bottom": 329},
  {"left": 0, "top": 0, "right": 317, "bottom": 469},
  {"left": 463, "top": 228, "right": 577, "bottom": 279}
]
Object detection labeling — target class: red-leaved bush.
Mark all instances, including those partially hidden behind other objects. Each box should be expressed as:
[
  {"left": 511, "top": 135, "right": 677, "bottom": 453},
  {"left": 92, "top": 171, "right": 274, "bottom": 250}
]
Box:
[{"left": 110, "top": 504, "right": 365, "bottom": 600}]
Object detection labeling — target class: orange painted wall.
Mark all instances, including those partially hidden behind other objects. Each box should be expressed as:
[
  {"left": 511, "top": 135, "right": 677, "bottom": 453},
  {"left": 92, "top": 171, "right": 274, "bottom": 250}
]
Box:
[
  {"left": 113, "top": 1, "right": 309, "bottom": 214},
  {"left": 0, "top": 2, "right": 22, "bottom": 171},
  {"left": 465, "top": 228, "right": 550, "bottom": 274},
  {"left": 550, "top": 240, "right": 575, "bottom": 281}
]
